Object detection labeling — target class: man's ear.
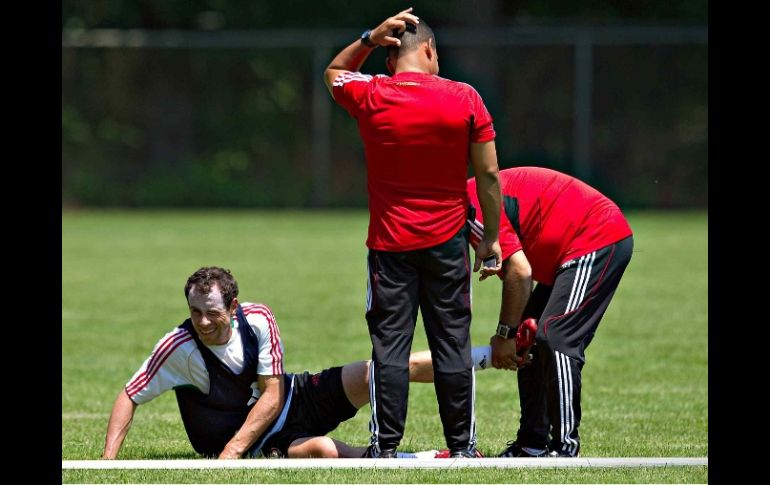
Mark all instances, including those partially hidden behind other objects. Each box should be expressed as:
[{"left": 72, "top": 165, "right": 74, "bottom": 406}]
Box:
[
  {"left": 423, "top": 41, "right": 434, "bottom": 61},
  {"left": 230, "top": 298, "right": 239, "bottom": 315}
]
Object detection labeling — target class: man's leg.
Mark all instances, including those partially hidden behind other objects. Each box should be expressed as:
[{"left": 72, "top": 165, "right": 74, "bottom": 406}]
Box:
[
  {"left": 537, "top": 237, "right": 634, "bottom": 456},
  {"left": 340, "top": 361, "right": 370, "bottom": 409},
  {"left": 407, "top": 350, "right": 434, "bottom": 383},
  {"left": 496, "top": 283, "right": 550, "bottom": 457},
  {"left": 365, "top": 249, "right": 419, "bottom": 454},
  {"left": 506, "top": 346, "right": 549, "bottom": 454},
  {"left": 512, "top": 284, "right": 552, "bottom": 453},
  {"left": 288, "top": 436, "right": 367, "bottom": 458},
  {"left": 408, "top": 346, "right": 492, "bottom": 383},
  {"left": 419, "top": 227, "right": 475, "bottom": 455},
  {"left": 342, "top": 346, "right": 493, "bottom": 410}
]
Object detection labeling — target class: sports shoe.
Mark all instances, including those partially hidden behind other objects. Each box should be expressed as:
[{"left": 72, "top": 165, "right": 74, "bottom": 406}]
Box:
[
  {"left": 412, "top": 450, "right": 440, "bottom": 459},
  {"left": 260, "top": 447, "right": 285, "bottom": 458},
  {"left": 435, "top": 447, "right": 484, "bottom": 458},
  {"left": 497, "top": 440, "right": 548, "bottom": 458},
  {"left": 362, "top": 444, "right": 397, "bottom": 458},
  {"left": 545, "top": 445, "right": 580, "bottom": 457}
]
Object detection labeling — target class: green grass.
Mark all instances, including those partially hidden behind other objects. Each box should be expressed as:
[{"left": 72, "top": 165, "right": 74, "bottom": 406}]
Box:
[
  {"left": 62, "top": 210, "right": 708, "bottom": 483},
  {"left": 62, "top": 466, "right": 709, "bottom": 483}
]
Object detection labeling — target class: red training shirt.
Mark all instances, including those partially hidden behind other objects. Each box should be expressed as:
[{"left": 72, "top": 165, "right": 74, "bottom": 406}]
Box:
[
  {"left": 333, "top": 70, "right": 496, "bottom": 251},
  {"left": 467, "top": 167, "right": 633, "bottom": 285}
]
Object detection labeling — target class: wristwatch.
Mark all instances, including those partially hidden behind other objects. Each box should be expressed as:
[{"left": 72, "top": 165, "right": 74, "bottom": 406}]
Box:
[
  {"left": 360, "top": 29, "right": 377, "bottom": 48},
  {"left": 496, "top": 322, "right": 518, "bottom": 339}
]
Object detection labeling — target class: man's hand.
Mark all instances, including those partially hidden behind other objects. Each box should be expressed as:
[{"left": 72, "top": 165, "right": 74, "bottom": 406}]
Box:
[
  {"left": 368, "top": 8, "right": 420, "bottom": 47},
  {"left": 490, "top": 318, "right": 538, "bottom": 371},
  {"left": 218, "top": 445, "right": 243, "bottom": 460},
  {"left": 473, "top": 238, "right": 502, "bottom": 280},
  {"left": 490, "top": 335, "right": 524, "bottom": 370}
]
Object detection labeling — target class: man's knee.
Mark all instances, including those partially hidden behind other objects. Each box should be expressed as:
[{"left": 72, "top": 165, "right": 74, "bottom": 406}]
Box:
[
  {"left": 370, "top": 331, "right": 416, "bottom": 365},
  {"left": 341, "top": 361, "right": 370, "bottom": 409},
  {"left": 430, "top": 336, "right": 472, "bottom": 372}
]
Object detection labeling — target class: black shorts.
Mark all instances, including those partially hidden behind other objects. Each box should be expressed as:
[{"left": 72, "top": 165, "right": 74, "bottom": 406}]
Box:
[{"left": 261, "top": 366, "right": 359, "bottom": 456}]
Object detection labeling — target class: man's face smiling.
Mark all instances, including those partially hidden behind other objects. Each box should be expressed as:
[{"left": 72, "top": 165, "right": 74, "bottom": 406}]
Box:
[{"left": 187, "top": 284, "right": 235, "bottom": 346}]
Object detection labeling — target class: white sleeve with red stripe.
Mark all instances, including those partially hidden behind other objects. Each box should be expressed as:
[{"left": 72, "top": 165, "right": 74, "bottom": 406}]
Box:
[
  {"left": 124, "top": 327, "right": 203, "bottom": 405},
  {"left": 241, "top": 302, "right": 284, "bottom": 376},
  {"left": 332, "top": 71, "right": 387, "bottom": 118}
]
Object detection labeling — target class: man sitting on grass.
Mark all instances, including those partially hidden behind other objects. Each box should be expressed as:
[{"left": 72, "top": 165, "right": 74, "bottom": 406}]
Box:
[{"left": 102, "top": 266, "right": 492, "bottom": 459}]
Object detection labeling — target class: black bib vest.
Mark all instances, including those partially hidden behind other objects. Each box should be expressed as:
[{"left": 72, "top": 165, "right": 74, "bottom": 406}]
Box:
[{"left": 174, "top": 304, "right": 288, "bottom": 456}]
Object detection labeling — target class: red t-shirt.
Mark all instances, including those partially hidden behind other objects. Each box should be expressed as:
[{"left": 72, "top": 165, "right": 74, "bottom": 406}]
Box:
[
  {"left": 467, "top": 167, "right": 633, "bottom": 285},
  {"left": 333, "top": 71, "right": 496, "bottom": 251}
]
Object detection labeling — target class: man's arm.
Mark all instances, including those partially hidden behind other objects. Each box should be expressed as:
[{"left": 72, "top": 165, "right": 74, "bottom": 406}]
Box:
[
  {"left": 491, "top": 250, "right": 533, "bottom": 370},
  {"left": 102, "top": 389, "right": 138, "bottom": 459},
  {"left": 323, "top": 8, "right": 420, "bottom": 96},
  {"left": 218, "top": 374, "right": 285, "bottom": 459},
  {"left": 469, "top": 140, "right": 502, "bottom": 278},
  {"left": 499, "top": 250, "right": 533, "bottom": 325}
]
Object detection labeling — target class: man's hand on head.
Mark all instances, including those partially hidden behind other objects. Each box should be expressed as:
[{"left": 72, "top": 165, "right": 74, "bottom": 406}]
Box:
[{"left": 369, "top": 7, "right": 420, "bottom": 47}]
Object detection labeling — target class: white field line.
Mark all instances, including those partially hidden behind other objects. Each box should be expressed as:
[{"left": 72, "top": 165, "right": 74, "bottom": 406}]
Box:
[{"left": 63, "top": 457, "right": 707, "bottom": 469}]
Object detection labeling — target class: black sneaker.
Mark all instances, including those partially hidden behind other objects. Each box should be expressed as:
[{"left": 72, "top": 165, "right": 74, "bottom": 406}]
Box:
[
  {"left": 448, "top": 447, "right": 484, "bottom": 458},
  {"left": 545, "top": 445, "right": 580, "bottom": 457},
  {"left": 498, "top": 441, "right": 548, "bottom": 458},
  {"left": 263, "top": 447, "right": 285, "bottom": 458},
  {"left": 362, "top": 444, "right": 397, "bottom": 458}
]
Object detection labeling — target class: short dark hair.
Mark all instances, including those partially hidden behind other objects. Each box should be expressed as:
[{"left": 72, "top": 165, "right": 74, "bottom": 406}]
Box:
[
  {"left": 386, "top": 20, "right": 435, "bottom": 58},
  {"left": 184, "top": 266, "right": 239, "bottom": 309}
]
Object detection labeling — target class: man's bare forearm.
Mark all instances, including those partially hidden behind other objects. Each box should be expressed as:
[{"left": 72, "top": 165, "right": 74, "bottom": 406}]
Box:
[
  {"left": 219, "top": 377, "right": 285, "bottom": 459},
  {"left": 328, "top": 40, "right": 375, "bottom": 74},
  {"left": 324, "top": 40, "right": 377, "bottom": 95},
  {"left": 470, "top": 141, "right": 501, "bottom": 241},
  {"left": 500, "top": 251, "right": 533, "bottom": 326},
  {"left": 102, "top": 389, "right": 137, "bottom": 459}
]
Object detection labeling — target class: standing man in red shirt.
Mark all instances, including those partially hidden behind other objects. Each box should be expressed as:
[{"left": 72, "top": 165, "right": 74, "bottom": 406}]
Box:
[
  {"left": 324, "top": 8, "right": 503, "bottom": 458},
  {"left": 466, "top": 167, "right": 634, "bottom": 457}
]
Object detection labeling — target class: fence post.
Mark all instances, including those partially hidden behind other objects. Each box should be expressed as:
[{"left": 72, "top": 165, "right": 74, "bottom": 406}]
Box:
[
  {"left": 573, "top": 30, "right": 593, "bottom": 182},
  {"left": 311, "top": 45, "right": 332, "bottom": 207}
]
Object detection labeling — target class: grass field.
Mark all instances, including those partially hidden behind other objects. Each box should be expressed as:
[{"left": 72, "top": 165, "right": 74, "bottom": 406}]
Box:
[{"left": 62, "top": 210, "right": 708, "bottom": 483}]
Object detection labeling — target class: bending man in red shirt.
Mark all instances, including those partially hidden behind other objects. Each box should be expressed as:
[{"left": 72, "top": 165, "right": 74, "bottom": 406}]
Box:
[
  {"left": 467, "top": 167, "right": 634, "bottom": 457},
  {"left": 324, "top": 8, "right": 502, "bottom": 458}
]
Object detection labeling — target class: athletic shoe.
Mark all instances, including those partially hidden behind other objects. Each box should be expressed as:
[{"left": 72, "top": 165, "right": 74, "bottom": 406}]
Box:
[
  {"left": 435, "top": 447, "right": 484, "bottom": 458},
  {"left": 497, "top": 440, "right": 548, "bottom": 458},
  {"left": 412, "top": 450, "right": 440, "bottom": 459},
  {"left": 362, "top": 444, "right": 397, "bottom": 458},
  {"left": 545, "top": 445, "right": 580, "bottom": 457},
  {"left": 262, "top": 447, "right": 285, "bottom": 458}
]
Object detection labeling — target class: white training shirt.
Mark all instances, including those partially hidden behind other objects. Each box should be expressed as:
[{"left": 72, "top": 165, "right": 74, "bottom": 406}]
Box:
[{"left": 125, "top": 302, "right": 284, "bottom": 405}]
